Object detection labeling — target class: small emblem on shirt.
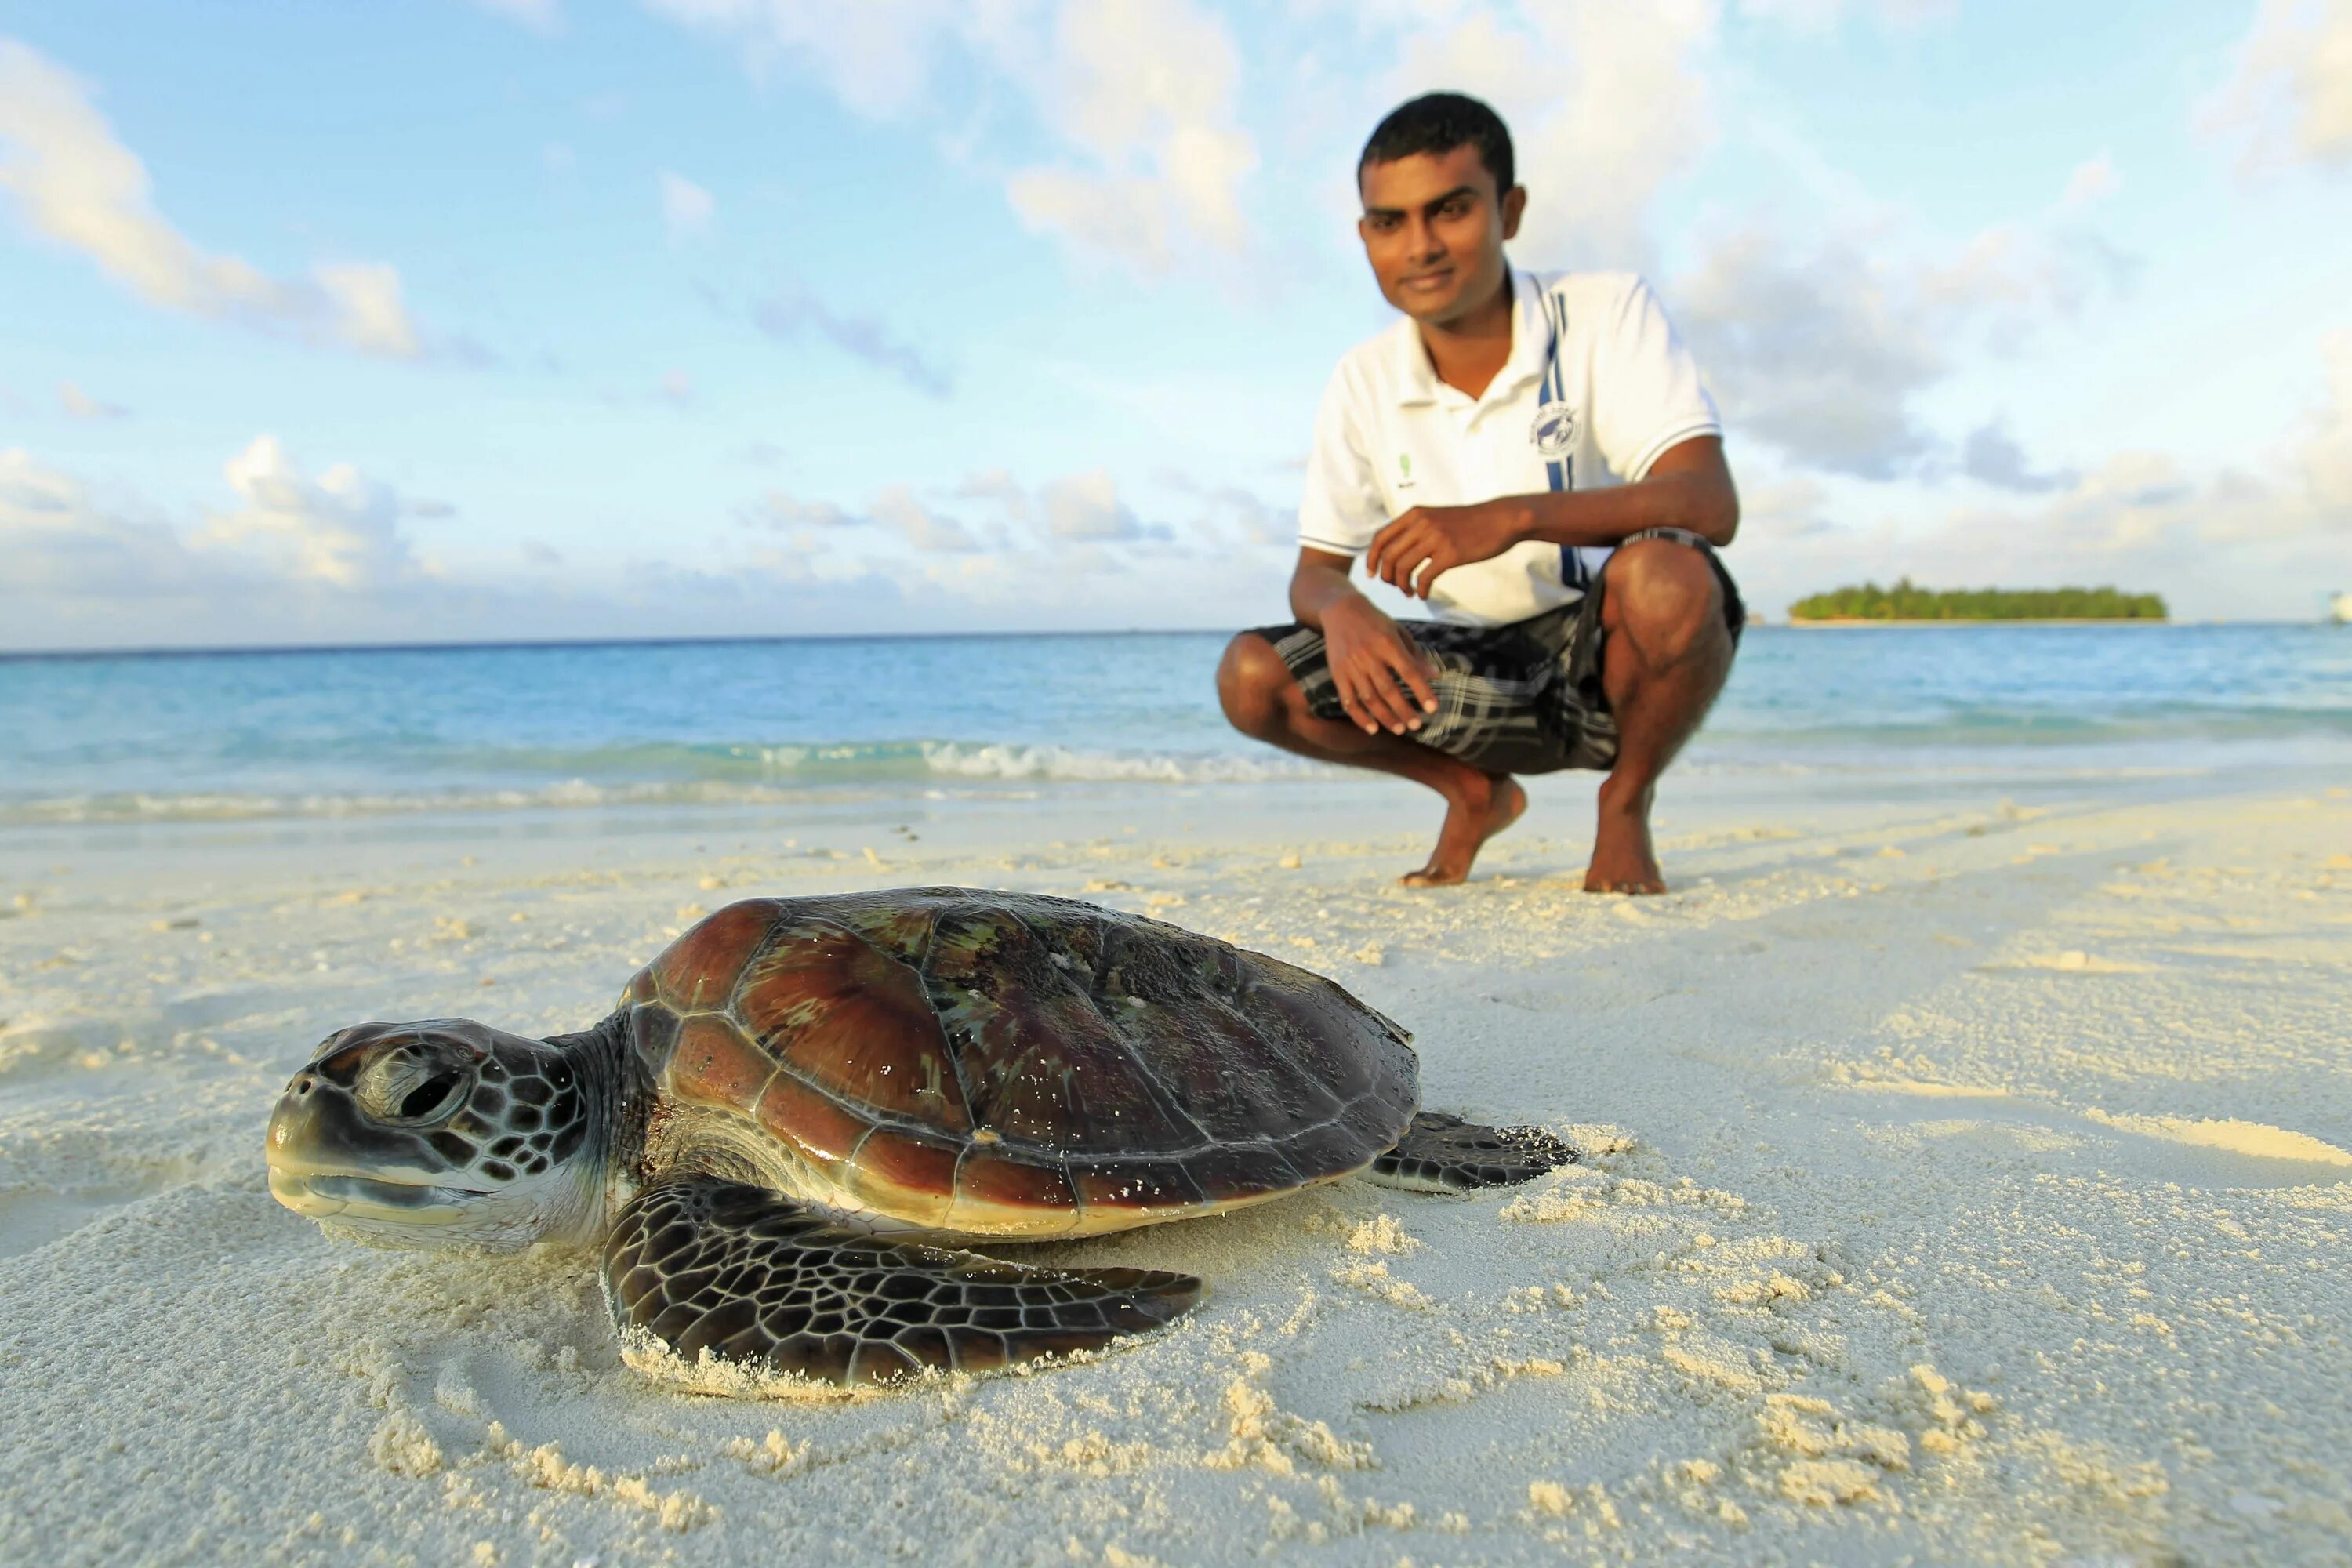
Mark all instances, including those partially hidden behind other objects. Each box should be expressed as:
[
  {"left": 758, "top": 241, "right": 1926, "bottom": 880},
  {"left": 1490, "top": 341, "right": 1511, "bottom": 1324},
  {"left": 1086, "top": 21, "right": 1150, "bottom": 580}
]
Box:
[
  {"left": 1396, "top": 452, "right": 1416, "bottom": 490},
  {"left": 1531, "top": 401, "right": 1577, "bottom": 459}
]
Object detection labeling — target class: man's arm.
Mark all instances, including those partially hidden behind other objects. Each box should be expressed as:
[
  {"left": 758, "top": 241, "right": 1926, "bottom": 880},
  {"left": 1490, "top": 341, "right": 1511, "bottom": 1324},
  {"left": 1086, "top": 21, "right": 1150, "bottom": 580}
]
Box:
[
  {"left": 1290, "top": 548, "right": 1439, "bottom": 735},
  {"left": 1363, "top": 436, "right": 1737, "bottom": 598}
]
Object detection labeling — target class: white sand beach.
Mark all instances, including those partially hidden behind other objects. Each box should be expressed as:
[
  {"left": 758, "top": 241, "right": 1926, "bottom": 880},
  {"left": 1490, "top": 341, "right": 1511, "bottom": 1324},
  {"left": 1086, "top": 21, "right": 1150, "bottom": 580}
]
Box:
[{"left": 4, "top": 770, "right": 2349, "bottom": 1566}]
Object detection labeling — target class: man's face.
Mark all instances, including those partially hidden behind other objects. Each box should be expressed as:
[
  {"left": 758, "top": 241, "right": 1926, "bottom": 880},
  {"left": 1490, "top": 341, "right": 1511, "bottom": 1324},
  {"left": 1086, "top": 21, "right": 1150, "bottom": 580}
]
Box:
[{"left": 1356, "top": 144, "right": 1524, "bottom": 328}]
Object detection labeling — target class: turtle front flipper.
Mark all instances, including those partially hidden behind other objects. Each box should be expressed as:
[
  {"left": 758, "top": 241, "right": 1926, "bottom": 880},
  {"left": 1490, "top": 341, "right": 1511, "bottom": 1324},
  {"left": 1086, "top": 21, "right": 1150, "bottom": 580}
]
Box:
[
  {"left": 1365, "top": 1111, "right": 1576, "bottom": 1192},
  {"left": 601, "top": 1175, "right": 1200, "bottom": 1389}
]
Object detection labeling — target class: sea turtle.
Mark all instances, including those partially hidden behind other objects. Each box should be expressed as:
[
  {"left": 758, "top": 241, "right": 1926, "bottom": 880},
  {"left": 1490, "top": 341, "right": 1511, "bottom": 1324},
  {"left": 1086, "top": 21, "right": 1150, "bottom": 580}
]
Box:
[{"left": 266, "top": 889, "right": 1572, "bottom": 1389}]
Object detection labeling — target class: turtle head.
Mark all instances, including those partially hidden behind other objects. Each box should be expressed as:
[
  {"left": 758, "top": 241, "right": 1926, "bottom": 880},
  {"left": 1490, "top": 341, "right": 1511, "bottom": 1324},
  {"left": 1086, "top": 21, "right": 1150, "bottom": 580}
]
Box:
[{"left": 266, "top": 1019, "right": 607, "bottom": 1251}]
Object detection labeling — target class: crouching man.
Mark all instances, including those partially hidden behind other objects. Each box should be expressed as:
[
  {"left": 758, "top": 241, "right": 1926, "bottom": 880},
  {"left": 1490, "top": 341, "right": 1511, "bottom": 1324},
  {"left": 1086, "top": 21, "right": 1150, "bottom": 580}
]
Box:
[{"left": 1218, "top": 92, "right": 1744, "bottom": 893}]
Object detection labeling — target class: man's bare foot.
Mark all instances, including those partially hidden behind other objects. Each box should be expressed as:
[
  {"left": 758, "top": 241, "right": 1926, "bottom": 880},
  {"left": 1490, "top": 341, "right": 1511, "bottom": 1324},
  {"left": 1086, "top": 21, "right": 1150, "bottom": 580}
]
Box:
[
  {"left": 1402, "top": 775, "right": 1526, "bottom": 887},
  {"left": 1583, "top": 782, "right": 1664, "bottom": 894}
]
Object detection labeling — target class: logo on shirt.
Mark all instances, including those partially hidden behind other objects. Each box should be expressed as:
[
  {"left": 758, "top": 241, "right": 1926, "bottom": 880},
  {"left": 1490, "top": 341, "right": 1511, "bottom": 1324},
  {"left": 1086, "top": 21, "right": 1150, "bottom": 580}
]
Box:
[
  {"left": 1396, "top": 452, "right": 1416, "bottom": 490},
  {"left": 1531, "top": 401, "right": 1577, "bottom": 459}
]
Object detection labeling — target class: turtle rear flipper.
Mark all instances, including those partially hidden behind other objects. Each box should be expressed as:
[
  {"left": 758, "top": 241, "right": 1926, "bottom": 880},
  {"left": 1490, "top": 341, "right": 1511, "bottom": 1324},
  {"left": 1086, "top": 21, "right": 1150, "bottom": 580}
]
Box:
[
  {"left": 601, "top": 1175, "right": 1200, "bottom": 1388},
  {"left": 1366, "top": 1111, "right": 1576, "bottom": 1192}
]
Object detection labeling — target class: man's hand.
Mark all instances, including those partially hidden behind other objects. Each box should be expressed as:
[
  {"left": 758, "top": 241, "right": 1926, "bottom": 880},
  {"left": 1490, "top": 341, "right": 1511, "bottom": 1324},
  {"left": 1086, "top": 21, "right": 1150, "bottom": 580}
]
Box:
[
  {"left": 1321, "top": 595, "right": 1439, "bottom": 735},
  {"left": 1364, "top": 501, "right": 1524, "bottom": 598}
]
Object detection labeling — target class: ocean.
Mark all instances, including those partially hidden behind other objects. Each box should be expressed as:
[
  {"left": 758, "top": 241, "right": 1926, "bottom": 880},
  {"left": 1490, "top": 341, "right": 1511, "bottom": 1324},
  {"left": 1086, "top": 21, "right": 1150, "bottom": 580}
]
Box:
[{"left": 3, "top": 625, "right": 2348, "bottom": 827}]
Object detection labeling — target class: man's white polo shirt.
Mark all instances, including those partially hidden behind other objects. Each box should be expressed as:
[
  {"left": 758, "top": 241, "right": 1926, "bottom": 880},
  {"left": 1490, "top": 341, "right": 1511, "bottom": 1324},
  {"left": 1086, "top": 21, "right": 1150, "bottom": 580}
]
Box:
[{"left": 1297, "top": 268, "right": 1720, "bottom": 628}]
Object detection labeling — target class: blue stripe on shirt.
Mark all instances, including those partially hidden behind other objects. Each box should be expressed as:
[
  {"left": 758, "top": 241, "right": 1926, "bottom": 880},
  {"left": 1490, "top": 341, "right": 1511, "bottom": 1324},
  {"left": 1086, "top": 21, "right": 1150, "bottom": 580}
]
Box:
[{"left": 1541, "top": 292, "right": 1585, "bottom": 590}]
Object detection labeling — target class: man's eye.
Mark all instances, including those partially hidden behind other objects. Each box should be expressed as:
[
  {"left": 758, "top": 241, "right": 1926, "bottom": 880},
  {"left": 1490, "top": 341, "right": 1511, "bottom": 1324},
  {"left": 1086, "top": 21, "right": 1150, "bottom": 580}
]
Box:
[{"left": 1439, "top": 200, "right": 1470, "bottom": 220}]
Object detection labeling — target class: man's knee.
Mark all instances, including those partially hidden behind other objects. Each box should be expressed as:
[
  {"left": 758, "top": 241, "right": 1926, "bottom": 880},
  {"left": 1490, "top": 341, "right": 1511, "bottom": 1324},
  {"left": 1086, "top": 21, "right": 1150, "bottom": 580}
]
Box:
[
  {"left": 1217, "top": 632, "right": 1297, "bottom": 735},
  {"left": 1602, "top": 539, "right": 1724, "bottom": 662}
]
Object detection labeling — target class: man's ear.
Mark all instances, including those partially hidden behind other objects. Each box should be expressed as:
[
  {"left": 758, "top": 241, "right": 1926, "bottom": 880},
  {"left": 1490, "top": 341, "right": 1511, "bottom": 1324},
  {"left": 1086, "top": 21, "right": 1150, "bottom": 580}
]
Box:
[{"left": 1500, "top": 184, "right": 1526, "bottom": 241}]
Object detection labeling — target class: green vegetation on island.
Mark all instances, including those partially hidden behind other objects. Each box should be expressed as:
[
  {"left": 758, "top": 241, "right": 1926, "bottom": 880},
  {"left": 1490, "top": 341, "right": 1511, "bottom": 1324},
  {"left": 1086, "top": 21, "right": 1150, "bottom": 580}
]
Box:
[{"left": 1788, "top": 579, "right": 2169, "bottom": 622}]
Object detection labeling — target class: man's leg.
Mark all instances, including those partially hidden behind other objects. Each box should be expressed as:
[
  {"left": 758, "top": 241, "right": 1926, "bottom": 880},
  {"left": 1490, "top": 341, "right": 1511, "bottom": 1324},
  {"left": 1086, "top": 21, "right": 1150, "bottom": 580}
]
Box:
[
  {"left": 1217, "top": 633, "right": 1524, "bottom": 887},
  {"left": 1585, "top": 537, "right": 1735, "bottom": 894}
]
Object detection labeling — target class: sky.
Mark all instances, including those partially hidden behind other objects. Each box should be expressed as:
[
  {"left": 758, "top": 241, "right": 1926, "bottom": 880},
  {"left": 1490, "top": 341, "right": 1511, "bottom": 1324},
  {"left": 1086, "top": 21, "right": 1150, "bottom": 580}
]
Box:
[{"left": 2, "top": 0, "right": 2349, "bottom": 650}]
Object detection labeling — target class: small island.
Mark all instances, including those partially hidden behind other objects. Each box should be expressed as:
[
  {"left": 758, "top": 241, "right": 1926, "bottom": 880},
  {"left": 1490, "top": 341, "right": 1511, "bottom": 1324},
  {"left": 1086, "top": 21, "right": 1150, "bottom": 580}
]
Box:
[{"left": 1789, "top": 579, "right": 2169, "bottom": 623}]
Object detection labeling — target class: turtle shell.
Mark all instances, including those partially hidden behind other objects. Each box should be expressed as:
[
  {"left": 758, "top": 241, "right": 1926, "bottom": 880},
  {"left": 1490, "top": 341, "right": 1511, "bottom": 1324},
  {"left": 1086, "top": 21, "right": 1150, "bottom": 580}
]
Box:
[{"left": 617, "top": 890, "right": 1419, "bottom": 1237}]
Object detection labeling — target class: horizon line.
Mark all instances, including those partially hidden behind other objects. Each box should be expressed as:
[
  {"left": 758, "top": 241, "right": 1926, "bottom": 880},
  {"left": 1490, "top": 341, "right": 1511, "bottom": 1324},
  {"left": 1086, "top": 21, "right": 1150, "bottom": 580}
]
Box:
[
  {"left": 0, "top": 626, "right": 1275, "bottom": 662},
  {"left": 0, "top": 617, "right": 2314, "bottom": 662}
]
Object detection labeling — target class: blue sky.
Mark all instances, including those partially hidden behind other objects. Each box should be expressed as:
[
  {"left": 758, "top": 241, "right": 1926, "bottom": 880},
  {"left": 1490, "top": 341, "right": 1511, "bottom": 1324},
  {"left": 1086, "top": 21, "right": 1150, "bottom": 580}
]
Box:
[{"left": 3, "top": 0, "right": 2348, "bottom": 648}]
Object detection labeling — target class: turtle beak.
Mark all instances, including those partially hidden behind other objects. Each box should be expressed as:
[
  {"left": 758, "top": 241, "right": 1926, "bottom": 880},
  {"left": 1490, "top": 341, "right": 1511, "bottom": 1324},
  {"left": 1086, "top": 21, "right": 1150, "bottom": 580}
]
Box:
[{"left": 265, "top": 1072, "right": 482, "bottom": 1222}]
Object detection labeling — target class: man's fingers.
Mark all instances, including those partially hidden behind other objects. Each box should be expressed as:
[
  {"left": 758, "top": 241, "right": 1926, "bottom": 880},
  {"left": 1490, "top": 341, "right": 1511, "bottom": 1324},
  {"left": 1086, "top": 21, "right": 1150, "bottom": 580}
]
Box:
[
  {"left": 1332, "top": 667, "right": 1377, "bottom": 732},
  {"left": 1367, "top": 524, "right": 1423, "bottom": 590},
  {"left": 1334, "top": 659, "right": 1395, "bottom": 734},
  {"left": 1372, "top": 668, "right": 1421, "bottom": 731},
  {"left": 1367, "top": 644, "right": 1429, "bottom": 731},
  {"left": 1345, "top": 652, "right": 1417, "bottom": 733},
  {"left": 1376, "top": 536, "right": 1414, "bottom": 592},
  {"left": 1381, "top": 531, "right": 1443, "bottom": 597},
  {"left": 1385, "top": 641, "right": 1439, "bottom": 713},
  {"left": 1366, "top": 508, "right": 1421, "bottom": 584}
]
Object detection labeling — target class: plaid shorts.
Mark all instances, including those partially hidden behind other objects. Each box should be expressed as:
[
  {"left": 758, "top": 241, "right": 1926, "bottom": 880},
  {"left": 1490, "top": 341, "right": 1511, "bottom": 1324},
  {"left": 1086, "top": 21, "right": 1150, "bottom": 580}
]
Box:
[{"left": 1248, "top": 528, "right": 1744, "bottom": 776}]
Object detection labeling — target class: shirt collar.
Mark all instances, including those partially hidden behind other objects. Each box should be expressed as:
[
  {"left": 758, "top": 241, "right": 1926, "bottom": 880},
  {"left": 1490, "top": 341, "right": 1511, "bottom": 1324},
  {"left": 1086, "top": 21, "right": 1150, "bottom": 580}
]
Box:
[{"left": 1391, "top": 267, "right": 1553, "bottom": 409}]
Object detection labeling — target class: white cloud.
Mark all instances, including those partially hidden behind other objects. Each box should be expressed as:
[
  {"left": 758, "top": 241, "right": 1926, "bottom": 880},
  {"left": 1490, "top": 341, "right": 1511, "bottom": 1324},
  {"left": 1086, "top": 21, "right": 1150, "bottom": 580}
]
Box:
[
  {"left": 1004, "top": 0, "right": 1258, "bottom": 270},
  {"left": 1162, "top": 469, "right": 1293, "bottom": 547},
  {"left": 2058, "top": 151, "right": 2121, "bottom": 210},
  {"left": 647, "top": 0, "right": 1259, "bottom": 273},
  {"left": 0, "top": 39, "right": 426, "bottom": 360},
  {"left": 198, "top": 436, "right": 421, "bottom": 589},
  {"left": 1040, "top": 470, "right": 1142, "bottom": 539},
  {"left": 1380, "top": 0, "right": 1718, "bottom": 269},
  {"left": 643, "top": 0, "right": 973, "bottom": 118},
  {"left": 869, "top": 484, "right": 979, "bottom": 551},
  {"left": 2206, "top": 0, "right": 2352, "bottom": 170},
  {"left": 1677, "top": 212, "right": 2125, "bottom": 480},
  {"left": 1676, "top": 230, "right": 1945, "bottom": 480},
  {"left": 56, "top": 381, "right": 126, "bottom": 419},
  {"left": 740, "top": 488, "right": 863, "bottom": 528},
  {"left": 1737, "top": 335, "right": 2352, "bottom": 619},
  {"left": 0, "top": 437, "right": 430, "bottom": 635},
  {"left": 9, "top": 443, "right": 1243, "bottom": 649},
  {"left": 0, "top": 447, "right": 182, "bottom": 603},
  {"left": 953, "top": 468, "right": 1033, "bottom": 523},
  {"left": 1733, "top": 475, "right": 1834, "bottom": 539},
  {"left": 659, "top": 170, "right": 714, "bottom": 241}
]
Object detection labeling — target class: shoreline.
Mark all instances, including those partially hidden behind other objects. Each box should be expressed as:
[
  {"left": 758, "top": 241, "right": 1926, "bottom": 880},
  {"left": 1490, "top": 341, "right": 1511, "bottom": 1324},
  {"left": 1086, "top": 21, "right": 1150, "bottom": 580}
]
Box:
[{"left": 1785, "top": 616, "right": 2177, "bottom": 626}]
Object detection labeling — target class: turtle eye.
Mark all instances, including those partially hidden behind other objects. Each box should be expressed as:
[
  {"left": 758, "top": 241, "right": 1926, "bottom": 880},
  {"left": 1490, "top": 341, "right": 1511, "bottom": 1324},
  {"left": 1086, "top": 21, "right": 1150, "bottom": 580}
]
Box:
[
  {"left": 399, "top": 1070, "right": 465, "bottom": 1120},
  {"left": 356, "top": 1046, "right": 473, "bottom": 1124}
]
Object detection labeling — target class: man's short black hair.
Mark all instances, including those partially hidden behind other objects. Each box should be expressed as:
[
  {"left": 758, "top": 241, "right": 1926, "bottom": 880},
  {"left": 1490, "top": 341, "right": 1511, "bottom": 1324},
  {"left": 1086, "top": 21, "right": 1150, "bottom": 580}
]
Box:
[{"left": 1359, "top": 93, "right": 1515, "bottom": 197}]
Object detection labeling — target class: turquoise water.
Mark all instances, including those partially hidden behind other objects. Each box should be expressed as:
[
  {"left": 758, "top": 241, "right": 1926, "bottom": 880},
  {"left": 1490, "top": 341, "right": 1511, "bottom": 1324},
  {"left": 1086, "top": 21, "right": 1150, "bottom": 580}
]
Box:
[{"left": 2, "top": 626, "right": 2347, "bottom": 822}]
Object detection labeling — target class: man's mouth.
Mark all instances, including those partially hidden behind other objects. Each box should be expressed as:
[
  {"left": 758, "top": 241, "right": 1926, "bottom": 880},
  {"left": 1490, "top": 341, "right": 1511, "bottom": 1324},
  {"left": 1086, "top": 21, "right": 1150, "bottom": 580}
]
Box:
[{"left": 1399, "top": 269, "right": 1454, "bottom": 293}]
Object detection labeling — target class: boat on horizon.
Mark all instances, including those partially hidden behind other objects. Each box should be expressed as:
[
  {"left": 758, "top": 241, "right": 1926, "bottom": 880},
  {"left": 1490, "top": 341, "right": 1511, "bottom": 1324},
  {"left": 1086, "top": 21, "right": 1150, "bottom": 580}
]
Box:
[{"left": 2332, "top": 590, "right": 2352, "bottom": 625}]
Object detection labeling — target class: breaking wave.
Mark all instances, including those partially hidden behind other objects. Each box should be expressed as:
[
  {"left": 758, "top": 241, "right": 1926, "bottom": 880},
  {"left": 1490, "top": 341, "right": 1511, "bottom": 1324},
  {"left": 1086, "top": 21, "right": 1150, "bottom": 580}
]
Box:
[{"left": 0, "top": 739, "right": 1331, "bottom": 824}]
